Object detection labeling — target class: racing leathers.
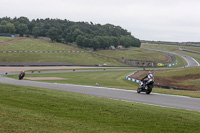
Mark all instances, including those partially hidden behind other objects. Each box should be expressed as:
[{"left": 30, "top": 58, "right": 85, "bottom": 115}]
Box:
[{"left": 141, "top": 73, "right": 154, "bottom": 88}]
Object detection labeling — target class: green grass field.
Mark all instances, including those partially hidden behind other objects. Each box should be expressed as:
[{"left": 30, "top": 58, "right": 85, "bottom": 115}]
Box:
[
  {"left": 0, "top": 37, "right": 14, "bottom": 43},
  {"left": 0, "top": 52, "right": 126, "bottom": 66},
  {"left": 1, "top": 83, "right": 200, "bottom": 133},
  {"left": 97, "top": 48, "right": 168, "bottom": 62},
  {"left": 0, "top": 38, "right": 82, "bottom": 51},
  {"left": 182, "top": 46, "right": 200, "bottom": 52},
  {"left": 156, "top": 67, "right": 200, "bottom": 77}
]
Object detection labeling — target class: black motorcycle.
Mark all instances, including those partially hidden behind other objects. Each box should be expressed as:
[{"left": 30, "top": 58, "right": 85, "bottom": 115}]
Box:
[
  {"left": 19, "top": 72, "right": 25, "bottom": 80},
  {"left": 137, "top": 80, "right": 154, "bottom": 94}
]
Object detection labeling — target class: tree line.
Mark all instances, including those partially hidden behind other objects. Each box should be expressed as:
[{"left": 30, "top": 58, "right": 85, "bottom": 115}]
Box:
[{"left": 0, "top": 16, "right": 141, "bottom": 50}]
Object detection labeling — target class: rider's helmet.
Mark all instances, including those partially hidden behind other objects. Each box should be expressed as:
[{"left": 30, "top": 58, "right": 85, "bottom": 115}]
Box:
[{"left": 148, "top": 71, "right": 152, "bottom": 74}]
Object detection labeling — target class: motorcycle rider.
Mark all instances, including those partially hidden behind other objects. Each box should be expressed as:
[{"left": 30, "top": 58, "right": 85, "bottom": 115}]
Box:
[
  {"left": 19, "top": 71, "right": 25, "bottom": 80},
  {"left": 141, "top": 71, "right": 154, "bottom": 88}
]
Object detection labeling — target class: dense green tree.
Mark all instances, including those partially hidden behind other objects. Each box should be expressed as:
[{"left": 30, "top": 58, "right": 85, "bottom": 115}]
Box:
[
  {"left": 7, "top": 23, "right": 15, "bottom": 33},
  {"left": 76, "top": 35, "right": 85, "bottom": 47},
  {"left": 0, "top": 20, "right": 15, "bottom": 34},
  {"left": 17, "top": 23, "right": 29, "bottom": 37},
  {"left": 32, "top": 27, "right": 40, "bottom": 38},
  {"left": 82, "top": 37, "right": 91, "bottom": 47},
  {"left": 0, "top": 16, "right": 141, "bottom": 49},
  {"left": 135, "top": 38, "right": 141, "bottom": 47},
  {"left": 56, "top": 35, "right": 64, "bottom": 42},
  {"left": 72, "top": 28, "right": 83, "bottom": 41},
  {"left": 46, "top": 27, "right": 59, "bottom": 42},
  {"left": 95, "top": 36, "right": 105, "bottom": 49},
  {"left": 90, "top": 38, "right": 100, "bottom": 51},
  {"left": 0, "top": 25, "right": 5, "bottom": 33},
  {"left": 17, "top": 16, "right": 30, "bottom": 24},
  {"left": 1, "top": 20, "right": 9, "bottom": 25}
]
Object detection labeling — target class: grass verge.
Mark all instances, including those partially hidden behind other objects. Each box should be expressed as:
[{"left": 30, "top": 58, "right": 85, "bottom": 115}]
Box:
[
  {"left": 0, "top": 83, "right": 200, "bottom": 133},
  {"left": 0, "top": 37, "right": 13, "bottom": 43}
]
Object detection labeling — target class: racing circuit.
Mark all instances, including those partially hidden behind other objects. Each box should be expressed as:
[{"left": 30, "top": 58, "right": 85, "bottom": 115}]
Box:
[{"left": 0, "top": 48, "right": 200, "bottom": 112}]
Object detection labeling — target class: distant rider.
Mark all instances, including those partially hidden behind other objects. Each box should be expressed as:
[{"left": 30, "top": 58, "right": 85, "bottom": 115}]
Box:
[
  {"left": 141, "top": 71, "right": 154, "bottom": 88},
  {"left": 19, "top": 71, "right": 25, "bottom": 80}
]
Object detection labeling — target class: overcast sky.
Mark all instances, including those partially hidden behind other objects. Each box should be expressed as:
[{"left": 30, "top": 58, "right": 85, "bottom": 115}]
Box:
[{"left": 1, "top": 0, "right": 200, "bottom": 42}]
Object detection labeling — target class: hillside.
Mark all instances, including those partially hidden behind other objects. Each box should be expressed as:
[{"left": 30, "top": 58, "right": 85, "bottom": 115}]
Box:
[{"left": 0, "top": 37, "right": 171, "bottom": 66}]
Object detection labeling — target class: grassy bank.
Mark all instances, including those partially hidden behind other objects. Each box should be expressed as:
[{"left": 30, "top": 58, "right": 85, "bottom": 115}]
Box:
[
  {"left": 155, "top": 67, "right": 200, "bottom": 89},
  {"left": 0, "top": 38, "right": 81, "bottom": 51},
  {"left": 0, "top": 37, "right": 174, "bottom": 66},
  {"left": 0, "top": 37, "right": 13, "bottom": 43},
  {"left": 0, "top": 52, "right": 126, "bottom": 66},
  {"left": 97, "top": 48, "right": 168, "bottom": 62},
  {"left": 0, "top": 83, "right": 200, "bottom": 133}
]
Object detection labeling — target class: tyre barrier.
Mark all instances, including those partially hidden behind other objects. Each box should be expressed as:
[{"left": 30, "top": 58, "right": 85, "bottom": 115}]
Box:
[
  {"left": 126, "top": 71, "right": 196, "bottom": 91},
  {"left": 126, "top": 72, "right": 140, "bottom": 83},
  {"left": 167, "top": 63, "right": 177, "bottom": 67},
  {"left": 126, "top": 76, "right": 140, "bottom": 83}
]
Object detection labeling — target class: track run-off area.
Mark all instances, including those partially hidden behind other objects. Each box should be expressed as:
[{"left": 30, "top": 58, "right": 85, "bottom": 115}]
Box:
[{"left": 0, "top": 48, "right": 200, "bottom": 112}]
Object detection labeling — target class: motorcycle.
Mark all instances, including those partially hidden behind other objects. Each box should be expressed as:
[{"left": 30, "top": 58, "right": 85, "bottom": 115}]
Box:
[
  {"left": 137, "top": 80, "right": 154, "bottom": 94},
  {"left": 19, "top": 72, "right": 25, "bottom": 80}
]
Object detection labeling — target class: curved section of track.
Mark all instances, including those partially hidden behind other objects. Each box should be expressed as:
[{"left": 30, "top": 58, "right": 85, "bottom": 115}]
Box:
[
  {"left": 0, "top": 76, "right": 200, "bottom": 112},
  {"left": 142, "top": 47, "right": 200, "bottom": 67},
  {"left": 0, "top": 47, "right": 199, "bottom": 112}
]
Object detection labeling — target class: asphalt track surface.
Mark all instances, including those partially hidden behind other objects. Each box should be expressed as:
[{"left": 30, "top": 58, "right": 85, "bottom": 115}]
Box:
[
  {"left": 0, "top": 76, "right": 200, "bottom": 112},
  {"left": 142, "top": 47, "right": 200, "bottom": 67},
  {"left": 0, "top": 48, "right": 200, "bottom": 112}
]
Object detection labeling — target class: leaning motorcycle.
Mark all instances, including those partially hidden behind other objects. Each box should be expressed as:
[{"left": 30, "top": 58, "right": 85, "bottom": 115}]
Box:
[
  {"left": 137, "top": 80, "right": 154, "bottom": 94},
  {"left": 19, "top": 73, "right": 24, "bottom": 80}
]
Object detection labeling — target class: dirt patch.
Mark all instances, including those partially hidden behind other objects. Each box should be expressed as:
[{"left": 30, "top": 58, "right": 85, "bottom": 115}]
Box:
[
  {"left": 155, "top": 75, "right": 200, "bottom": 91},
  {"left": 128, "top": 70, "right": 200, "bottom": 91},
  {"left": 0, "top": 37, "right": 24, "bottom": 45},
  {"left": 25, "top": 77, "right": 66, "bottom": 80},
  {"left": 129, "top": 70, "right": 146, "bottom": 79}
]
